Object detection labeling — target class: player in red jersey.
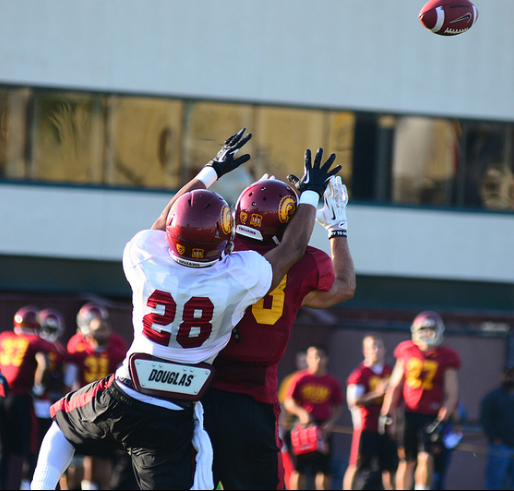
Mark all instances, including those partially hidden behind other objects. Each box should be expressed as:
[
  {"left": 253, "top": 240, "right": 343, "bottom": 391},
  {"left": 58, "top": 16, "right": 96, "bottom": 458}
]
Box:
[
  {"left": 344, "top": 333, "right": 396, "bottom": 491},
  {"left": 284, "top": 345, "right": 344, "bottom": 490},
  {"left": 380, "top": 311, "right": 461, "bottom": 491},
  {"left": 66, "top": 306, "right": 128, "bottom": 491},
  {"left": 202, "top": 174, "right": 356, "bottom": 490},
  {"left": 0, "top": 306, "right": 55, "bottom": 490}
]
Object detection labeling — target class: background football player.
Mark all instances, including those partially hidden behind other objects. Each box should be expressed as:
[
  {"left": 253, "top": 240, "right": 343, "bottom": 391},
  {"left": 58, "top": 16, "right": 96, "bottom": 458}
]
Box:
[
  {"left": 66, "top": 303, "right": 128, "bottom": 491},
  {"left": 0, "top": 306, "right": 54, "bottom": 490},
  {"left": 344, "top": 333, "right": 396, "bottom": 491},
  {"left": 380, "top": 311, "right": 461, "bottom": 491}
]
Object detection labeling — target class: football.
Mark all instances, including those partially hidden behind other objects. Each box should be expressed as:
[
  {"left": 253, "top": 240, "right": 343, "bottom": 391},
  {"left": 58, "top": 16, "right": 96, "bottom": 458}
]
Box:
[{"left": 419, "top": 0, "right": 478, "bottom": 36}]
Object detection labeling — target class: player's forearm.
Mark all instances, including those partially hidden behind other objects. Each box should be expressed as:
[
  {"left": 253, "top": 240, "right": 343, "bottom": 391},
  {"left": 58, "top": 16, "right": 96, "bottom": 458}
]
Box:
[
  {"left": 381, "top": 384, "right": 402, "bottom": 416},
  {"left": 265, "top": 202, "right": 316, "bottom": 292},
  {"left": 151, "top": 179, "right": 207, "bottom": 231},
  {"left": 330, "top": 237, "right": 356, "bottom": 299},
  {"left": 355, "top": 391, "right": 385, "bottom": 407},
  {"left": 301, "top": 237, "right": 356, "bottom": 308}
]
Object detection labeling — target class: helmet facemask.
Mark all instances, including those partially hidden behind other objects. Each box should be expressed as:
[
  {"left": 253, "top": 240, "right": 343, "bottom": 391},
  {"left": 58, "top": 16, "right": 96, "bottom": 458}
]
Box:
[{"left": 411, "top": 311, "right": 445, "bottom": 348}]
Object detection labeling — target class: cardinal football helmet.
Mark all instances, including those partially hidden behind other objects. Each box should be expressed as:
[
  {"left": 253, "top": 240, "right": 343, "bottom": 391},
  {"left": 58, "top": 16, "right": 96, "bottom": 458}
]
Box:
[
  {"left": 40, "top": 308, "right": 65, "bottom": 343},
  {"left": 166, "top": 189, "right": 234, "bottom": 268},
  {"left": 411, "top": 311, "right": 445, "bottom": 348},
  {"left": 76, "top": 302, "right": 109, "bottom": 336},
  {"left": 14, "top": 306, "right": 41, "bottom": 334},
  {"left": 234, "top": 179, "right": 297, "bottom": 245}
]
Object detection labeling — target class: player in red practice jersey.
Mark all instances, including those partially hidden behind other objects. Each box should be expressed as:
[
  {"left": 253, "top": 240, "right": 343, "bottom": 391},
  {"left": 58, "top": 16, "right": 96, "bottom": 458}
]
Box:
[
  {"left": 202, "top": 175, "right": 356, "bottom": 490},
  {"left": 284, "top": 345, "right": 344, "bottom": 490},
  {"left": 0, "top": 306, "right": 55, "bottom": 490},
  {"left": 66, "top": 308, "right": 127, "bottom": 491},
  {"left": 344, "top": 333, "right": 396, "bottom": 491},
  {"left": 380, "top": 311, "right": 461, "bottom": 491}
]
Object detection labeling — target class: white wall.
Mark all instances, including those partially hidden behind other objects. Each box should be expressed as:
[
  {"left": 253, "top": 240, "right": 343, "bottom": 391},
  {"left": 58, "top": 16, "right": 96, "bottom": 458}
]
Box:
[
  {"left": 0, "top": 0, "right": 512, "bottom": 121},
  {"left": 3, "top": 183, "right": 514, "bottom": 284}
]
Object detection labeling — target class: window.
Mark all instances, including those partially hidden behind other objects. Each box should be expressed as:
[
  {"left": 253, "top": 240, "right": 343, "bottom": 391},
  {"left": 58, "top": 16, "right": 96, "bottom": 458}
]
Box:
[
  {"left": 105, "top": 96, "right": 183, "bottom": 189},
  {"left": 31, "top": 91, "right": 106, "bottom": 184},
  {"left": 0, "top": 88, "right": 30, "bottom": 179},
  {"left": 1, "top": 83, "right": 514, "bottom": 213}
]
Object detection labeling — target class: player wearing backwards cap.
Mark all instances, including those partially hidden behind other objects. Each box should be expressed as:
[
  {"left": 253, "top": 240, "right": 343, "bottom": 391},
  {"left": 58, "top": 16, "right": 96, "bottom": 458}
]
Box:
[
  {"left": 380, "top": 311, "right": 461, "bottom": 491},
  {"left": 0, "top": 306, "right": 55, "bottom": 490},
  {"left": 202, "top": 170, "right": 355, "bottom": 489},
  {"left": 31, "top": 128, "right": 341, "bottom": 490}
]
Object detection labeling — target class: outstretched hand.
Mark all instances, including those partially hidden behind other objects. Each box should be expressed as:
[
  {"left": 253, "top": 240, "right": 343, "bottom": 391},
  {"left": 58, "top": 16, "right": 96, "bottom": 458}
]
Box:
[
  {"left": 287, "top": 148, "right": 341, "bottom": 198},
  {"left": 316, "top": 175, "right": 349, "bottom": 237},
  {"left": 205, "top": 128, "right": 252, "bottom": 179}
]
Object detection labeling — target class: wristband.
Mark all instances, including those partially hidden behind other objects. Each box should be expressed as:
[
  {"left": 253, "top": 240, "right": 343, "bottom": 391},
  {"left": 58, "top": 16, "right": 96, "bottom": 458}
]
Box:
[
  {"left": 298, "top": 190, "right": 320, "bottom": 208},
  {"left": 329, "top": 230, "right": 348, "bottom": 239},
  {"left": 195, "top": 167, "right": 218, "bottom": 188}
]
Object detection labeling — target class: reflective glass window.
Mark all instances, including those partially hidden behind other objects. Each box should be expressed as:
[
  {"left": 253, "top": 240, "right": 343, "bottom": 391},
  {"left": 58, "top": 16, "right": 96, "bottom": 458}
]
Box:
[
  {"left": 253, "top": 106, "right": 327, "bottom": 185},
  {"left": 31, "top": 91, "right": 106, "bottom": 184},
  {"left": 0, "top": 88, "right": 30, "bottom": 179},
  {"left": 391, "top": 116, "right": 460, "bottom": 206},
  {"left": 182, "top": 101, "right": 254, "bottom": 204},
  {"left": 104, "top": 96, "right": 183, "bottom": 189},
  {"left": 461, "top": 123, "right": 514, "bottom": 210}
]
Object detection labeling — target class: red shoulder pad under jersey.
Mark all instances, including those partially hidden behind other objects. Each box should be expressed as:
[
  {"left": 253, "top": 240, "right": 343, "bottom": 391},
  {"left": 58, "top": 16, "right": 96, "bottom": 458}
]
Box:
[
  {"left": 67, "top": 332, "right": 89, "bottom": 354},
  {"left": 394, "top": 340, "right": 416, "bottom": 360}
]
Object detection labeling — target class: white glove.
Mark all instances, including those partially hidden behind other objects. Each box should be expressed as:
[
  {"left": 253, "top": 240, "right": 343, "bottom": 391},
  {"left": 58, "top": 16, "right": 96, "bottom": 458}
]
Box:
[
  {"left": 258, "top": 173, "right": 275, "bottom": 181},
  {"left": 316, "top": 175, "right": 348, "bottom": 238}
]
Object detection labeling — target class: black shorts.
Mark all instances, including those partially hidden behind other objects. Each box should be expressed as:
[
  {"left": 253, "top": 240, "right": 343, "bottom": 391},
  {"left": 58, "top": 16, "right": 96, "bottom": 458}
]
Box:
[
  {"left": 350, "top": 430, "right": 398, "bottom": 472},
  {"left": 51, "top": 374, "right": 195, "bottom": 490},
  {"left": 400, "top": 411, "right": 442, "bottom": 462},
  {"left": 202, "top": 388, "right": 285, "bottom": 490}
]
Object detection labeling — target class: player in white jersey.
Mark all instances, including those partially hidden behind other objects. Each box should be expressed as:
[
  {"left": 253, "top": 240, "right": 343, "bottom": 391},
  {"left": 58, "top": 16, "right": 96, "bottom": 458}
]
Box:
[{"left": 31, "top": 129, "right": 341, "bottom": 490}]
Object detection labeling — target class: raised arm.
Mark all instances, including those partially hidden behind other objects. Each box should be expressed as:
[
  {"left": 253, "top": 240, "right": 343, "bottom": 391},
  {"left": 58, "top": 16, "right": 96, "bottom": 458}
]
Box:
[
  {"left": 300, "top": 176, "right": 356, "bottom": 308},
  {"left": 152, "top": 128, "right": 252, "bottom": 231},
  {"left": 264, "top": 148, "right": 341, "bottom": 293}
]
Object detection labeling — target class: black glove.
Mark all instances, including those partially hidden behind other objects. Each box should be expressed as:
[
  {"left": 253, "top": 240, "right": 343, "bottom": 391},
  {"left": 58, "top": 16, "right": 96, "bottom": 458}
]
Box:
[
  {"left": 205, "top": 128, "right": 252, "bottom": 179},
  {"left": 287, "top": 148, "right": 341, "bottom": 198}
]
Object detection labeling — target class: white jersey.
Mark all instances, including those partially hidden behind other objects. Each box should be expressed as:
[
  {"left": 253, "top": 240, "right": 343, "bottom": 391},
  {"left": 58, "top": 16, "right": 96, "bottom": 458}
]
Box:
[{"left": 119, "top": 229, "right": 272, "bottom": 374}]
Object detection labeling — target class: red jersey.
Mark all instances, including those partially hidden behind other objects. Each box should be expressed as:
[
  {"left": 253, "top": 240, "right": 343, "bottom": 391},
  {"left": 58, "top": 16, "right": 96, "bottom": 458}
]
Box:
[
  {"left": 347, "top": 363, "right": 393, "bottom": 432},
  {"left": 286, "top": 369, "right": 344, "bottom": 422},
  {"left": 395, "top": 340, "right": 461, "bottom": 415},
  {"left": 0, "top": 331, "right": 55, "bottom": 396},
  {"left": 67, "top": 333, "right": 127, "bottom": 387},
  {"left": 211, "top": 239, "right": 335, "bottom": 404}
]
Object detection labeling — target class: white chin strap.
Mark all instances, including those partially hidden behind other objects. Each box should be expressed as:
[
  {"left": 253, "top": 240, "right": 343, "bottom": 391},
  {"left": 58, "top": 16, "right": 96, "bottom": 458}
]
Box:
[
  {"left": 171, "top": 255, "right": 219, "bottom": 268},
  {"left": 236, "top": 225, "right": 263, "bottom": 241}
]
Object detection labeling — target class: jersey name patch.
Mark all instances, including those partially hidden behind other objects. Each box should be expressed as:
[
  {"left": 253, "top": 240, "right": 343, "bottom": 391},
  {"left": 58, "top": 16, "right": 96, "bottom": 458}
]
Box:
[{"left": 129, "top": 353, "right": 215, "bottom": 401}]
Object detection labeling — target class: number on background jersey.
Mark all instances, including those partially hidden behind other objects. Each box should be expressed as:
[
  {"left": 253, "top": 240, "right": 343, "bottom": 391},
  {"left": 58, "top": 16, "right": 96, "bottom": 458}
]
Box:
[
  {"left": 251, "top": 275, "right": 287, "bottom": 325},
  {"left": 405, "top": 358, "right": 439, "bottom": 390},
  {"left": 142, "top": 290, "right": 214, "bottom": 348},
  {"left": 0, "top": 337, "right": 29, "bottom": 367}
]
